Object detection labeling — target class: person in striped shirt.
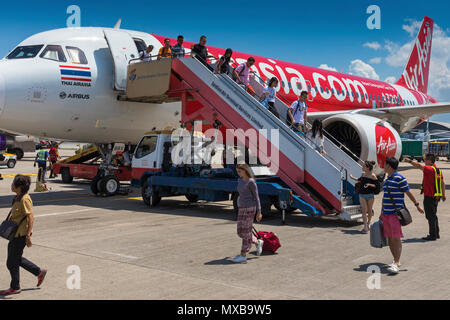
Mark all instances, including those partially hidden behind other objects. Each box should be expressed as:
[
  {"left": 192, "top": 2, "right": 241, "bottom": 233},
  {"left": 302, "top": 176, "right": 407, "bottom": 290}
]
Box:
[{"left": 380, "top": 157, "right": 424, "bottom": 274}]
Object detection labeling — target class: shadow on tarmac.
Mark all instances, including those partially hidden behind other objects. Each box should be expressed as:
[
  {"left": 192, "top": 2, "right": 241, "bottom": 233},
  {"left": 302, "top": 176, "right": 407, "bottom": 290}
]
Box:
[{"left": 0, "top": 178, "right": 362, "bottom": 230}]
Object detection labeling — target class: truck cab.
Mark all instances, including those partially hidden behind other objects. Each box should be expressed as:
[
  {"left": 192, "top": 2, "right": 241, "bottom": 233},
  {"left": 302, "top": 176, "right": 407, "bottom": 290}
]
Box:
[{"left": 131, "top": 130, "right": 174, "bottom": 187}]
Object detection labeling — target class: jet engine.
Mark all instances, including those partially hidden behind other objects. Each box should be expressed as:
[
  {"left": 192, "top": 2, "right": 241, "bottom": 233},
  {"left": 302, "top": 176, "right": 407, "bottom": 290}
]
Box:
[{"left": 322, "top": 114, "right": 402, "bottom": 171}]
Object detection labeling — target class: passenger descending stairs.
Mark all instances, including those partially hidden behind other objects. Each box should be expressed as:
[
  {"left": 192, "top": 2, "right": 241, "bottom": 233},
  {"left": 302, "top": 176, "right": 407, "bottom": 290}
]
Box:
[{"left": 127, "top": 57, "right": 363, "bottom": 219}]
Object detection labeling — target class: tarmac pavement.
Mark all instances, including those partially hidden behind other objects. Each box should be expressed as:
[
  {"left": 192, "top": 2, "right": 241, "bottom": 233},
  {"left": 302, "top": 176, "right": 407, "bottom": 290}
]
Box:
[{"left": 0, "top": 152, "right": 449, "bottom": 300}]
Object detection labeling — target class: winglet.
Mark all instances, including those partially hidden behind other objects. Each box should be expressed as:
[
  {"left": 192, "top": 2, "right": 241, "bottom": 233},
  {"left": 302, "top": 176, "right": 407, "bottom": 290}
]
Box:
[{"left": 114, "top": 18, "right": 122, "bottom": 29}]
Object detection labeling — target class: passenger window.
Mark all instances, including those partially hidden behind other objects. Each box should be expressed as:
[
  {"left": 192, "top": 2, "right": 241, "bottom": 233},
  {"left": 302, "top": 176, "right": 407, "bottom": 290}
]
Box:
[
  {"left": 320, "top": 87, "right": 323, "bottom": 93},
  {"left": 40, "top": 45, "right": 66, "bottom": 62},
  {"left": 135, "top": 136, "right": 158, "bottom": 159},
  {"left": 297, "top": 83, "right": 302, "bottom": 90},
  {"left": 66, "top": 46, "right": 88, "bottom": 64},
  {"left": 7, "top": 45, "right": 44, "bottom": 59}
]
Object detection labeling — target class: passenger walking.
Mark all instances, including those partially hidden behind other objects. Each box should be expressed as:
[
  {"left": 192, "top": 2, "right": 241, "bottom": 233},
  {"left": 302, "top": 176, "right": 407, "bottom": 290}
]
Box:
[
  {"left": 216, "top": 48, "right": 233, "bottom": 75},
  {"left": 157, "top": 38, "right": 172, "bottom": 60},
  {"left": 171, "top": 35, "right": 186, "bottom": 59},
  {"left": 34, "top": 147, "right": 49, "bottom": 183},
  {"left": 306, "top": 120, "right": 325, "bottom": 154},
  {"left": 404, "top": 154, "right": 446, "bottom": 241},
  {"left": 139, "top": 45, "right": 154, "bottom": 62},
  {"left": 260, "top": 77, "right": 280, "bottom": 118},
  {"left": 232, "top": 57, "right": 256, "bottom": 96},
  {"left": 191, "top": 35, "right": 214, "bottom": 72},
  {"left": 380, "top": 157, "right": 424, "bottom": 274},
  {"left": 288, "top": 91, "right": 308, "bottom": 133},
  {"left": 232, "top": 164, "right": 263, "bottom": 263},
  {"left": 0, "top": 175, "right": 47, "bottom": 296},
  {"left": 349, "top": 161, "right": 378, "bottom": 233},
  {"left": 48, "top": 143, "right": 60, "bottom": 179}
]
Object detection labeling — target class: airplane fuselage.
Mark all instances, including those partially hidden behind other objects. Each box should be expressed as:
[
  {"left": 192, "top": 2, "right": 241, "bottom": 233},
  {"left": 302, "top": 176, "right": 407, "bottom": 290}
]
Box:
[{"left": 0, "top": 26, "right": 438, "bottom": 144}]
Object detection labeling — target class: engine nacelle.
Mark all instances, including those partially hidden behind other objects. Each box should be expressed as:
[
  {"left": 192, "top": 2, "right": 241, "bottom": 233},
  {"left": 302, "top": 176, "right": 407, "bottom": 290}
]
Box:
[{"left": 323, "top": 114, "right": 402, "bottom": 173}]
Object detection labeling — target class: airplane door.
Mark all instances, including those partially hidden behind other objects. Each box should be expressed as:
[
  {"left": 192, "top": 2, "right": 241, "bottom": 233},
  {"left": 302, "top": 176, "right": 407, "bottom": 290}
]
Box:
[{"left": 104, "top": 29, "right": 139, "bottom": 91}]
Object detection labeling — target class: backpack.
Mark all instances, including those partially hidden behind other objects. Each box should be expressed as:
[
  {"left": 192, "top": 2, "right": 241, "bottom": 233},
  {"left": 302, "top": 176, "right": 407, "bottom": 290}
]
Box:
[{"left": 232, "top": 63, "right": 246, "bottom": 81}]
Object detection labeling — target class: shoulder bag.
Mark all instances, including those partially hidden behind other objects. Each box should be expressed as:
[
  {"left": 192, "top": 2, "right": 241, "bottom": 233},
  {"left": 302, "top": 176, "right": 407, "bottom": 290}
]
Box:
[
  {"left": 386, "top": 187, "right": 412, "bottom": 226},
  {"left": 0, "top": 211, "right": 28, "bottom": 241}
]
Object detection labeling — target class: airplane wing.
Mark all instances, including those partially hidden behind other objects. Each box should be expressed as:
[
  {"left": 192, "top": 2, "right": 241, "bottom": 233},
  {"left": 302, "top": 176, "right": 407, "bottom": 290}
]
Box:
[{"left": 309, "top": 102, "right": 450, "bottom": 133}]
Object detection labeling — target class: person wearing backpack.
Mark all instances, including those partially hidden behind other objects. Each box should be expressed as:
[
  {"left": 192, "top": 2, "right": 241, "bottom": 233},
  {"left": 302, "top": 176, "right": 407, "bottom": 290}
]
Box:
[
  {"left": 0, "top": 175, "right": 47, "bottom": 296},
  {"left": 288, "top": 91, "right": 308, "bottom": 133},
  {"left": 232, "top": 57, "right": 256, "bottom": 96},
  {"left": 349, "top": 161, "right": 379, "bottom": 233},
  {"left": 157, "top": 38, "right": 172, "bottom": 60},
  {"left": 231, "top": 164, "right": 264, "bottom": 263},
  {"left": 216, "top": 48, "right": 233, "bottom": 75}
]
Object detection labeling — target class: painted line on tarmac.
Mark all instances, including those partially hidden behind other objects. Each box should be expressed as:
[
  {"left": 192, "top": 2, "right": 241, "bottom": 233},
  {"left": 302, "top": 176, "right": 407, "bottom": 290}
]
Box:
[
  {"left": 1, "top": 173, "right": 37, "bottom": 178},
  {"left": 35, "top": 208, "right": 102, "bottom": 218},
  {"left": 98, "top": 250, "right": 139, "bottom": 259}
]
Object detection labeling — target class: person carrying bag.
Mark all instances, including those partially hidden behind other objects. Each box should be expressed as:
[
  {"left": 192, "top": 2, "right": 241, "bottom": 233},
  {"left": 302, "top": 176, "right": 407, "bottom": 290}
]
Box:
[{"left": 0, "top": 175, "right": 47, "bottom": 296}]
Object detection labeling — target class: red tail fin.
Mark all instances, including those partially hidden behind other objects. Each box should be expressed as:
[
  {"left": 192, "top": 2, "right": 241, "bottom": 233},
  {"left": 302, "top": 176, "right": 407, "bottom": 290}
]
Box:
[{"left": 396, "top": 16, "right": 433, "bottom": 94}]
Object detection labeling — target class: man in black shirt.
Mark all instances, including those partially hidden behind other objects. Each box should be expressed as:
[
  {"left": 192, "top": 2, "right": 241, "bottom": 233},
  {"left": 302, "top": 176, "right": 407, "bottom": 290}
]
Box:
[{"left": 191, "top": 35, "right": 214, "bottom": 71}]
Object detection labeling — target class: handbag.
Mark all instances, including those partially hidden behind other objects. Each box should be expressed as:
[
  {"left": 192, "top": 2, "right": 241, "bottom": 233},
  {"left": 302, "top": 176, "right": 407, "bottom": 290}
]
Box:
[
  {"left": 354, "top": 180, "right": 361, "bottom": 194},
  {"left": 0, "top": 211, "right": 28, "bottom": 241},
  {"left": 386, "top": 187, "right": 412, "bottom": 226}
]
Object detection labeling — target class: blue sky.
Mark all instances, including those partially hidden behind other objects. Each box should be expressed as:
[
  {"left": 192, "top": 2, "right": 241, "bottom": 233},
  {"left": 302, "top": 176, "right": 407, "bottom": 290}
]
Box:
[{"left": 1, "top": 0, "right": 449, "bottom": 121}]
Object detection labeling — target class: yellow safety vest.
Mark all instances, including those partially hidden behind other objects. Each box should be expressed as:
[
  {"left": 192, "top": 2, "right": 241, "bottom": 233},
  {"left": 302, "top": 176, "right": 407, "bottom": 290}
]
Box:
[{"left": 432, "top": 166, "right": 443, "bottom": 198}]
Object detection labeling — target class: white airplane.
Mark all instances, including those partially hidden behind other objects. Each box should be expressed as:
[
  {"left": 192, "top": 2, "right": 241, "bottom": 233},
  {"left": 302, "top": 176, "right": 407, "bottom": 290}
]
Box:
[{"left": 0, "top": 18, "right": 449, "bottom": 165}]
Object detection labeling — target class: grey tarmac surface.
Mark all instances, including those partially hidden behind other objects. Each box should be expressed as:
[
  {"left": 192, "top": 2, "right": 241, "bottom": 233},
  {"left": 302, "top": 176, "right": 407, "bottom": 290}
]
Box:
[{"left": 0, "top": 152, "right": 449, "bottom": 300}]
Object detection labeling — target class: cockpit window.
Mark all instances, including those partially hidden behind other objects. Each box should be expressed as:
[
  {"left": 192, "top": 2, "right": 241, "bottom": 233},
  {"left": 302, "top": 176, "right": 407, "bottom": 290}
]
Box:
[
  {"left": 66, "top": 46, "right": 88, "bottom": 64},
  {"left": 6, "top": 45, "right": 44, "bottom": 59},
  {"left": 40, "top": 45, "right": 67, "bottom": 62}
]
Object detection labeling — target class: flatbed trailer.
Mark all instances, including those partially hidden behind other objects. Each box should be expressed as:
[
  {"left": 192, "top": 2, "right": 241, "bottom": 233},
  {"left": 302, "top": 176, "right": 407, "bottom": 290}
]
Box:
[{"left": 138, "top": 166, "right": 321, "bottom": 224}]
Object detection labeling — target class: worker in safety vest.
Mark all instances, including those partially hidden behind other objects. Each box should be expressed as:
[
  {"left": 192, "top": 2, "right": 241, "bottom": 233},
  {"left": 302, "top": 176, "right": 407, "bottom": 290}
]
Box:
[
  {"left": 404, "top": 153, "right": 446, "bottom": 241},
  {"left": 34, "top": 146, "right": 50, "bottom": 183}
]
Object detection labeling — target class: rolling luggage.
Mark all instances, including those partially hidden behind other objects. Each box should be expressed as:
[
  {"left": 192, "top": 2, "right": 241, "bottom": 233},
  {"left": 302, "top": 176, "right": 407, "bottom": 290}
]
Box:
[
  {"left": 370, "top": 220, "right": 388, "bottom": 248},
  {"left": 252, "top": 227, "right": 281, "bottom": 253}
]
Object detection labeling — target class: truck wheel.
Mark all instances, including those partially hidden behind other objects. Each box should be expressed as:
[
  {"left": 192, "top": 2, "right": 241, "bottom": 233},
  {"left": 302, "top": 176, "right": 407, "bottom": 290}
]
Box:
[
  {"left": 61, "top": 168, "right": 73, "bottom": 183},
  {"left": 7, "top": 159, "right": 16, "bottom": 168},
  {"left": 100, "top": 175, "right": 120, "bottom": 196},
  {"left": 186, "top": 194, "right": 199, "bottom": 203},
  {"left": 90, "top": 175, "right": 103, "bottom": 195},
  {"left": 12, "top": 148, "right": 24, "bottom": 160},
  {"left": 142, "top": 180, "right": 160, "bottom": 207}
]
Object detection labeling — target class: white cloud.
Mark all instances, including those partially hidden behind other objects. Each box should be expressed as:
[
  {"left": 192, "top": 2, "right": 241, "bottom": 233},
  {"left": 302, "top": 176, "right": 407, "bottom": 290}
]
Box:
[
  {"left": 348, "top": 59, "right": 380, "bottom": 80},
  {"left": 385, "top": 76, "right": 396, "bottom": 84},
  {"left": 369, "top": 57, "right": 382, "bottom": 64},
  {"left": 363, "top": 42, "right": 381, "bottom": 50},
  {"left": 384, "top": 20, "right": 450, "bottom": 102},
  {"left": 402, "top": 19, "right": 422, "bottom": 37},
  {"left": 318, "top": 64, "right": 337, "bottom": 72}
]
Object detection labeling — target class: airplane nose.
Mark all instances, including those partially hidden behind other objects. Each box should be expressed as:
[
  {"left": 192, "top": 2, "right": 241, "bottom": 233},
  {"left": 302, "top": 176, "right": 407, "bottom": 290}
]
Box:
[{"left": 0, "top": 69, "right": 5, "bottom": 117}]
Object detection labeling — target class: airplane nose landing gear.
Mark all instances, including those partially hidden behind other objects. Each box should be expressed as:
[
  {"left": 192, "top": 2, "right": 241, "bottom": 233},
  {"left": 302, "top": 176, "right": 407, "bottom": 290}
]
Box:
[{"left": 90, "top": 143, "right": 126, "bottom": 196}]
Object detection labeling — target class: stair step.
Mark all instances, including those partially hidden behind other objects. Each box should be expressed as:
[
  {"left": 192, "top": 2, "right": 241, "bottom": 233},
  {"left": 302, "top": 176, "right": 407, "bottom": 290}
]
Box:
[{"left": 339, "top": 205, "right": 362, "bottom": 221}]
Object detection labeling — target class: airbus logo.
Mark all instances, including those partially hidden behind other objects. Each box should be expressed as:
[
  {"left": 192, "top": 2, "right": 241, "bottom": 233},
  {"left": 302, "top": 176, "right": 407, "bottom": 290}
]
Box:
[{"left": 59, "top": 92, "right": 67, "bottom": 99}]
